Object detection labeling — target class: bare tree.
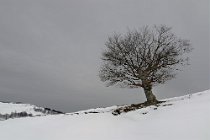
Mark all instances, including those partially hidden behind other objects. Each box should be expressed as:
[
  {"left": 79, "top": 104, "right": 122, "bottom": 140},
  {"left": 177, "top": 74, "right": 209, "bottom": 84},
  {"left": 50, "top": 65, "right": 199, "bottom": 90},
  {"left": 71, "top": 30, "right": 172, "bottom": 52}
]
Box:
[{"left": 99, "top": 25, "right": 192, "bottom": 104}]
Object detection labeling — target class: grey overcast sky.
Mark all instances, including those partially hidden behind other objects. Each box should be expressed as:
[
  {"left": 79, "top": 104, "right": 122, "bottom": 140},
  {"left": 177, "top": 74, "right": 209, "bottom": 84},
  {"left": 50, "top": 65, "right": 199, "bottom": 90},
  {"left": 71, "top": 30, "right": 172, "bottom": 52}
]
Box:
[{"left": 0, "top": 0, "right": 209, "bottom": 112}]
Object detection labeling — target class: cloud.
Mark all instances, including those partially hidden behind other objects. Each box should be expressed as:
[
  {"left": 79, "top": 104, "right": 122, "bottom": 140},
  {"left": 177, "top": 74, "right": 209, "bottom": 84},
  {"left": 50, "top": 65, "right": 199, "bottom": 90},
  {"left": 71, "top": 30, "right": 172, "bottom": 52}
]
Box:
[{"left": 0, "top": 0, "right": 209, "bottom": 112}]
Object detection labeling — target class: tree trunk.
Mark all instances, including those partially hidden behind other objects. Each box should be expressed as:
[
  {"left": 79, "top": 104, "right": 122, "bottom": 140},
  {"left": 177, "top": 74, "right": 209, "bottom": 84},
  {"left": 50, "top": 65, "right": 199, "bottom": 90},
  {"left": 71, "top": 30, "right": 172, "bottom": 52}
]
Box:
[{"left": 142, "top": 85, "right": 158, "bottom": 104}]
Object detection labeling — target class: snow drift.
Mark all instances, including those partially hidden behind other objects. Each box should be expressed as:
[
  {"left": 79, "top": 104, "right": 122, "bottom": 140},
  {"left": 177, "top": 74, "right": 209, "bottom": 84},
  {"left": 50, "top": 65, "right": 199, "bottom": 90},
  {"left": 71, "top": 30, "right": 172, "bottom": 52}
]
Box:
[{"left": 0, "top": 90, "right": 210, "bottom": 140}]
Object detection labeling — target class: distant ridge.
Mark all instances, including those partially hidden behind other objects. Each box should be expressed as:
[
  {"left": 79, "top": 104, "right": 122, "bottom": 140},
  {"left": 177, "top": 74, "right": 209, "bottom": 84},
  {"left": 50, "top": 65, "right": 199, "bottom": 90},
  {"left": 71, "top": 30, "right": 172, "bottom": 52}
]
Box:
[{"left": 0, "top": 101, "right": 64, "bottom": 120}]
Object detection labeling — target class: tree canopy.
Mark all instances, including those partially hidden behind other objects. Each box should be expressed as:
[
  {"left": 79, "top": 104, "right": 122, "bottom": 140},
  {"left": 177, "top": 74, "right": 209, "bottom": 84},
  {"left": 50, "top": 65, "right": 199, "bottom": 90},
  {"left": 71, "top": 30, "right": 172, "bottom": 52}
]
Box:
[{"left": 99, "top": 25, "right": 192, "bottom": 104}]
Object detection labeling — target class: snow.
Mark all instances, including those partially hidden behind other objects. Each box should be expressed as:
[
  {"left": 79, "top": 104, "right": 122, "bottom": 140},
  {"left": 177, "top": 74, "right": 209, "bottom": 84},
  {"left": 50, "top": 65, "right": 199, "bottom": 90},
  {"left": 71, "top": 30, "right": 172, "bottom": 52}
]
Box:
[
  {"left": 0, "top": 90, "right": 210, "bottom": 140},
  {"left": 0, "top": 101, "right": 62, "bottom": 119},
  {"left": 0, "top": 102, "right": 44, "bottom": 115}
]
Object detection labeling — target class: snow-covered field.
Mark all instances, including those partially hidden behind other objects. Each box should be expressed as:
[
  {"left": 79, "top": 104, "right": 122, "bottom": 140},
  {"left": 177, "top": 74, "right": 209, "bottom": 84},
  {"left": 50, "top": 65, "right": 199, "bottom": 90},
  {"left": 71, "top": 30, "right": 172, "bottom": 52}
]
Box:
[
  {"left": 0, "top": 102, "right": 45, "bottom": 115},
  {"left": 0, "top": 90, "right": 210, "bottom": 140},
  {"left": 0, "top": 101, "right": 63, "bottom": 120}
]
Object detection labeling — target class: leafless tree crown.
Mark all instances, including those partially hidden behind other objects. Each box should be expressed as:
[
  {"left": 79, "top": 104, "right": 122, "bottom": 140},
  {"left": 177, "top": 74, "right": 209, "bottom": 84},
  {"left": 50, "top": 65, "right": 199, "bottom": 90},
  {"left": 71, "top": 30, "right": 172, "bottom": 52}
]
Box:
[{"left": 99, "top": 25, "right": 192, "bottom": 88}]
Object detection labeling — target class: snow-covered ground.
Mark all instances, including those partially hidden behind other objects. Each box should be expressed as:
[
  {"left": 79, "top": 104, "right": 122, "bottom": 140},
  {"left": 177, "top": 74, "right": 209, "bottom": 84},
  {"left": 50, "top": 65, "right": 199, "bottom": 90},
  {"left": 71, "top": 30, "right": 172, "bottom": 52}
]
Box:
[
  {"left": 0, "top": 102, "right": 44, "bottom": 115},
  {"left": 0, "top": 101, "right": 63, "bottom": 120},
  {"left": 0, "top": 90, "right": 210, "bottom": 140}
]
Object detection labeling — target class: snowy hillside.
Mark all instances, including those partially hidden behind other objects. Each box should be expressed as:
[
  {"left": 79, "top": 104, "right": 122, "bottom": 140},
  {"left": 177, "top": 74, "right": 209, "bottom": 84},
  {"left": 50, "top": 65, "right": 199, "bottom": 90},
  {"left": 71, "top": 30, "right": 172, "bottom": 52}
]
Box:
[
  {"left": 0, "top": 90, "right": 210, "bottom": 140},
  {"left": 0, "top": 101, "right": 64, "bottom": 120}
]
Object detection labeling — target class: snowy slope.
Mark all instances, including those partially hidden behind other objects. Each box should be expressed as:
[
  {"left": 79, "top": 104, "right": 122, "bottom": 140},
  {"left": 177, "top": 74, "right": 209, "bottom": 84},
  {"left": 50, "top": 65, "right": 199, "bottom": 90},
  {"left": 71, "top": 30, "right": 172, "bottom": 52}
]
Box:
[
  {"left": 0, "top": 90, "right": 209, "bottom": 140},
  {"left": 0, "top": 101, "right": 63, "bottom": 120}
]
